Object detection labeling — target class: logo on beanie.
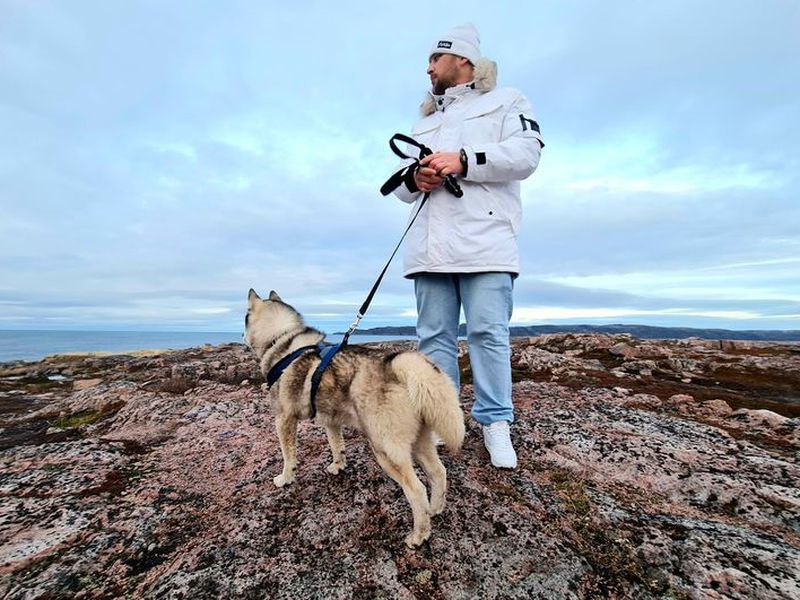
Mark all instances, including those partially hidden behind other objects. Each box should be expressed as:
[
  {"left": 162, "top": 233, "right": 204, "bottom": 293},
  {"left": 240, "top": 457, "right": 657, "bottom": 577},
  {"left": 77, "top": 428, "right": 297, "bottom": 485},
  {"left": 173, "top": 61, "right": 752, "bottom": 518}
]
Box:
[{"left": 437, "top": 41, "right": 453, "bottom": 49}]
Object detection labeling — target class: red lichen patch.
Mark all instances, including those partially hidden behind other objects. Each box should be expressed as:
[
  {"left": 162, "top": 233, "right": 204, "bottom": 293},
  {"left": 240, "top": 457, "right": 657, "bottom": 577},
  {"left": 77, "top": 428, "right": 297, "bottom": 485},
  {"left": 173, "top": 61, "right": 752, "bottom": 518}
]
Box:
[{"left": 79, "top": 470, "right": 127, "bottom": 498}]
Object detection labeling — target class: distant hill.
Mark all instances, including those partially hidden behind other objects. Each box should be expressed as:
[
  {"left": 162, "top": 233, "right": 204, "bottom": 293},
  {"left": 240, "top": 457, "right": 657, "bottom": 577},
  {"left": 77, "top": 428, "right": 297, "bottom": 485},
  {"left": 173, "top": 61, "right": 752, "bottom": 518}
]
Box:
[{"left": 343, "top": 324, "right": 800, "bottom": 342}]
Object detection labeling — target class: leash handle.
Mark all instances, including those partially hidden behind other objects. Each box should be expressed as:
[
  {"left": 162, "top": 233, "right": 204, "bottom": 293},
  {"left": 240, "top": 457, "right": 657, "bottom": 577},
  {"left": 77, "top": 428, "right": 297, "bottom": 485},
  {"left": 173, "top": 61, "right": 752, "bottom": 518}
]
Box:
[
  {"left": 388, "top": 133, "right": 423, "bottom": 161},
  {"left": 382, "top": 133, "right": 463, "bottom": 198}
]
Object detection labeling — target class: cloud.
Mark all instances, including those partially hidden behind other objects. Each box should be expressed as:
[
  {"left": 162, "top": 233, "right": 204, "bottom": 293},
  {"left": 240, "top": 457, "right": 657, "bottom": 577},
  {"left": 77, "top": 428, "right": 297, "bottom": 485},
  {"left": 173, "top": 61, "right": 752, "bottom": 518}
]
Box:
[{"left": 0, "top": 1, "right": 798, "bottom": 333}]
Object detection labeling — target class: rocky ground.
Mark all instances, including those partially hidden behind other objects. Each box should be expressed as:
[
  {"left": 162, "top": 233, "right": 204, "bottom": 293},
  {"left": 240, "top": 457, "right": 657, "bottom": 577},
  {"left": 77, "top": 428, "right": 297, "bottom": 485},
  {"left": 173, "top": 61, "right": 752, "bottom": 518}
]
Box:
[{"left": 0, "top": 334, "right": 798, "bottom": 599}]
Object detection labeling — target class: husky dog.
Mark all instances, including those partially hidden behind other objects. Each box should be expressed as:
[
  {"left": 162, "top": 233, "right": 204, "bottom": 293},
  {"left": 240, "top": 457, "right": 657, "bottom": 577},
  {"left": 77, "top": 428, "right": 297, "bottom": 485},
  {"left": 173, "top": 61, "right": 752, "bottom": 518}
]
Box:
[{"left": 245, "top": 289, "right": 465, "bottom": 547}]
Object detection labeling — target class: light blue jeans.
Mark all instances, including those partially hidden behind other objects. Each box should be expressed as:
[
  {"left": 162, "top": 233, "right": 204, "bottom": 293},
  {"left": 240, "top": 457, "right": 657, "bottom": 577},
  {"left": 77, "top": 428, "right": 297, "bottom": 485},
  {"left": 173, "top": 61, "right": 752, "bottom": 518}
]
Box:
[{"left": 413, "top": 272, "right": 514, "bottom": 425}]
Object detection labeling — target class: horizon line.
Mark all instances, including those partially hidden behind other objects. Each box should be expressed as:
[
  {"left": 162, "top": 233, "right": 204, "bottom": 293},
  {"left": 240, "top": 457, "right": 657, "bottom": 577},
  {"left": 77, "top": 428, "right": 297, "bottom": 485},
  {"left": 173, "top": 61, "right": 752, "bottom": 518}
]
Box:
[{"left": 2, "top": 323, "right": 800, "bottom": 334}]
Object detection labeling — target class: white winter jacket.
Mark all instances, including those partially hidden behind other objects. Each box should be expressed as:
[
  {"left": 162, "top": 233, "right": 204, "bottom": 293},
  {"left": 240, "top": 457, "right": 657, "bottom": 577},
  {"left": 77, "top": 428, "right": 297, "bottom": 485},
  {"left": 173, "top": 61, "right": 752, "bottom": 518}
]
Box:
[{"left": 393, "top": 67, "right": 543, "bottom": 278}]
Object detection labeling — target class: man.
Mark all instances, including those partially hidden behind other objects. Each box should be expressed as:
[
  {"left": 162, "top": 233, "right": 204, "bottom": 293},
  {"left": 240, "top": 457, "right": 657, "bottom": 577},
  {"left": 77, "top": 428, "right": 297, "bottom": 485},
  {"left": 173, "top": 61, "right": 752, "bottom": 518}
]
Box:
[{"left": 392, "top": 23, "right": 543, "bottom": 469}]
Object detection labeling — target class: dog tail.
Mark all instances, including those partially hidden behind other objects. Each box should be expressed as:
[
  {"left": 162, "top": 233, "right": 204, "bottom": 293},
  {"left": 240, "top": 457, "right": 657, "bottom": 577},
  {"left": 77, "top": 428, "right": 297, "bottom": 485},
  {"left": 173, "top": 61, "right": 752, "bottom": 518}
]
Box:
[{"left": 390, "top": 352, "right": 465, "bottom": 453}]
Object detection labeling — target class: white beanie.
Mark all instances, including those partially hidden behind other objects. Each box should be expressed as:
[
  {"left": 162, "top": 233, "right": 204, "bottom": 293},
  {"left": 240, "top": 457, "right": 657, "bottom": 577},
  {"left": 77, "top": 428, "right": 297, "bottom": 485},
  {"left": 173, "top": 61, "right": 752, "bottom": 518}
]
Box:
[{"left": 430, "top": 23, "right": 480, "bottom": 65}]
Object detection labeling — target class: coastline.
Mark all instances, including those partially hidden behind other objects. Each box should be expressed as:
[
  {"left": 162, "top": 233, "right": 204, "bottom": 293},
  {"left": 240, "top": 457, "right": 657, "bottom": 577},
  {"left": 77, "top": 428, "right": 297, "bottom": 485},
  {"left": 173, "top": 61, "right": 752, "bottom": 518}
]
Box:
[{"left": 0, "top": 331, "right": 415, "bottom": 364}]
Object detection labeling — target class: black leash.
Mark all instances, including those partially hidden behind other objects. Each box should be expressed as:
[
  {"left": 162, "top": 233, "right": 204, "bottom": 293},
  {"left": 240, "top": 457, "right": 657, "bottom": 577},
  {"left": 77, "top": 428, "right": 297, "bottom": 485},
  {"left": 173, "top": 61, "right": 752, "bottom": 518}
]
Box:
[
  {"left": 272, "top": 134, "right": 463, "bottom": 420},
  {"left": 342, "top": 133, "right": 462, "bottom": 345}
]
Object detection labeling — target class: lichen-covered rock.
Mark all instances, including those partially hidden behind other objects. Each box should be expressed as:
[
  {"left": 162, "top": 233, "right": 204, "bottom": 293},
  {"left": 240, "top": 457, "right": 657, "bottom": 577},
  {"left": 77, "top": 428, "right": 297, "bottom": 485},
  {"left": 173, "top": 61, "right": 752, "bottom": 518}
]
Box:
[{"left": 1, "top": 336, "right": 798, "bottom": 599}]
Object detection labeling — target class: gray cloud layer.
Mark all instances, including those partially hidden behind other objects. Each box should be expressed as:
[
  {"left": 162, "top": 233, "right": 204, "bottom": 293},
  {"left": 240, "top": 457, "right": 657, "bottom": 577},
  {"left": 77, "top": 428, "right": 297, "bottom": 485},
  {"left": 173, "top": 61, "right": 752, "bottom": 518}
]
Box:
[{"left": 1, "top": 1, "right": 798, "bottom": 332}]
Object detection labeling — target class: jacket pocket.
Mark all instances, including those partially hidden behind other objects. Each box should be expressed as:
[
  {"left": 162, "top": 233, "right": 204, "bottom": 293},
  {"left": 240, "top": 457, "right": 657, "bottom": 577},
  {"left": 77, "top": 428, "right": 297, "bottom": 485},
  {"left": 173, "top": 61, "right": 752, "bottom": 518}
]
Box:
[
  {"left": 411, "top": 118, "right": 441, "bottom": 148},
  {"left": 461, "top": 102, "right": 505, "bottom": 146}
]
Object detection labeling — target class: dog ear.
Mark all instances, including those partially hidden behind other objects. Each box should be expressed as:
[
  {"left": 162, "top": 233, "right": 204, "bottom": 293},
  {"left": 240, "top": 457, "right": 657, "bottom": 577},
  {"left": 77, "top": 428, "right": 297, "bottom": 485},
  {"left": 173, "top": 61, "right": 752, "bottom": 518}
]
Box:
[
  {"left": 268, "top": 290, "right": 282, "bottom": 302},
  {"left": 248, "top": 289, "right": 261, "bottom": 306}
]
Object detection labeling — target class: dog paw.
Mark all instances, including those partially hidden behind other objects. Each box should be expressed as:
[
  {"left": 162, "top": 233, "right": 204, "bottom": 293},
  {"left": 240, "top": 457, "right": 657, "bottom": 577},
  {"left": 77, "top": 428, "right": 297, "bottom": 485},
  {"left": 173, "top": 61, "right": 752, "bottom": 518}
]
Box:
[
  {"left": 326, "top": 460, "right": 346, "bottom": 475},
  {"left": 404, "top": 529, "right": 431, "bottom": 548},
  {"left": 327, "top": 456, "right": 347, "bottom": 475},
  {"left": 273, "top": 473, "right": 294, "bottom": 488}
]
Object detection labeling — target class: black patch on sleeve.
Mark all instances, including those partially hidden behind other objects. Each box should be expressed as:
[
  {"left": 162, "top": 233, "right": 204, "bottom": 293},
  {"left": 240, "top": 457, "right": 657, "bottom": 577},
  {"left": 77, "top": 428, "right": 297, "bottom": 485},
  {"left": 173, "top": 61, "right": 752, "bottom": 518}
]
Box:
[
  {"left": 519, "top": 114, "right": 540, "bottom": 134},
  {"left": 476, "top": 152, "right": 487, "bottom": 165}
]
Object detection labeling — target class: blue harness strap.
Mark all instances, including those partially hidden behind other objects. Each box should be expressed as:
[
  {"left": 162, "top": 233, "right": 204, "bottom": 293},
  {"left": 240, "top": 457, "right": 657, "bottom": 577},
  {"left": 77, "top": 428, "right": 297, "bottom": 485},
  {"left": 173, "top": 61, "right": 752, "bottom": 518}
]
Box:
[
  {"left": 266, "top": 344, "right": 321, "bottom": 389},
  {"left": 309, "top": 343, "right": 342, "bottom": 419},
  {"left": 265, "top": 341, "right": 344, "bottom": 420}
]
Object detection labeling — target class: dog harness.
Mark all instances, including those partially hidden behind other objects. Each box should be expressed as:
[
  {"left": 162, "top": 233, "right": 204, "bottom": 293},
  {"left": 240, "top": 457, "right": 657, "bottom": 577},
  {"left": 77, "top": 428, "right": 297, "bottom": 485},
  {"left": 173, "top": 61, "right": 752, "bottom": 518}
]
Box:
[
  {"left": 266, "top": 133, "right": 463, "bottom": 421},
  {"left": 265, "top": 342, "right": 341, "bottom": 420},
  {"left": 265, "top": 344, "right": 322, "bottom": 390}
]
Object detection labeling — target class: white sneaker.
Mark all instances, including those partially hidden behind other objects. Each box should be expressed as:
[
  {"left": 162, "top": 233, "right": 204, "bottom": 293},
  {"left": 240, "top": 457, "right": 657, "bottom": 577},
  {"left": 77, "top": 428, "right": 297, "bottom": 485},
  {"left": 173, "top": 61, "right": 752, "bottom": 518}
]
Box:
[{"left": 483, "top": 421, "right": 517, "bottom": 469}]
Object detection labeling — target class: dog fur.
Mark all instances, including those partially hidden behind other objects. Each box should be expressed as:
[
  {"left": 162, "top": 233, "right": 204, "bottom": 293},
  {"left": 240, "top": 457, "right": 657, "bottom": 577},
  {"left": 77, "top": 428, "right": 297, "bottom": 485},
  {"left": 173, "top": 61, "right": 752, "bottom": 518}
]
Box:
[{"left": 245, "top": 289, "right": 465, "bottom": 547}]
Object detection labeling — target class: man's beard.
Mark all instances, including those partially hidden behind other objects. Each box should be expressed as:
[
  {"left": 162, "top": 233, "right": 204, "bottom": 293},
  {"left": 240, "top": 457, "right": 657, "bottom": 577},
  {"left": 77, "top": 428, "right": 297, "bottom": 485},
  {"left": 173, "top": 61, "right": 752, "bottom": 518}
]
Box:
[
  {"left": 432, "top": 65, "right": 458, "bottom": 95},
  {"left": 432, "top": 81, "right": 448, "bottom": 95}
]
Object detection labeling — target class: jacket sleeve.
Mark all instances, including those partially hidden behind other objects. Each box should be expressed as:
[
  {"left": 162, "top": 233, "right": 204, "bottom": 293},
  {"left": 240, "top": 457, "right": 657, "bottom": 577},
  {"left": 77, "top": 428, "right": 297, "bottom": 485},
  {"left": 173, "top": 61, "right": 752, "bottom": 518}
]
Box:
[
  {"left": 391, "top": 157, "right": 422, "bottom": 204},
  {"left": 462, "top": 91, "right": 543, "bottom": 183}
]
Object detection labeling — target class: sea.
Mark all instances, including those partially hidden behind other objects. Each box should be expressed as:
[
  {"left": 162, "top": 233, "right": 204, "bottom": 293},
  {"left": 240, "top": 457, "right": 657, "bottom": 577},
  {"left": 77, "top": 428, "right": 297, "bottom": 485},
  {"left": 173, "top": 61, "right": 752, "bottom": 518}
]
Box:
[{"left": 0, "top": 330, "right": 415, "bottom": 363}]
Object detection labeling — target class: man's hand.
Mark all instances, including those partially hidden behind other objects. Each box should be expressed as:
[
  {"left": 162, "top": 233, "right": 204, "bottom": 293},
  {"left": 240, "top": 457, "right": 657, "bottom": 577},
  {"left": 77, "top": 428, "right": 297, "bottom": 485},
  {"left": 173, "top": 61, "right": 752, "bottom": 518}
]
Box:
[
  {"left": 413, "top": 152, "right": 465, "bottom": 193},
  {"left": 421, "top": 152, "right": 464, "bottom": 179},
  {"left": 413, "top": 165, "right": 444, "bottom": 193}
]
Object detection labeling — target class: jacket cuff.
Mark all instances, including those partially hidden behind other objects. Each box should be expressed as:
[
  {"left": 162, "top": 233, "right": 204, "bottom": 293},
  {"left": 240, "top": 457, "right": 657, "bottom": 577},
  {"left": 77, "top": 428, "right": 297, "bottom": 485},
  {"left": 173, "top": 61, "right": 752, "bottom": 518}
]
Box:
[
  {"left": 403, "top": 164, "right": 419, "bottom": 193},
  {"left": 459, "top": 148, "right": 469, "bottom": 178},
  {"left": 461, "top": 146, "right": 488, "bottom": 182}
]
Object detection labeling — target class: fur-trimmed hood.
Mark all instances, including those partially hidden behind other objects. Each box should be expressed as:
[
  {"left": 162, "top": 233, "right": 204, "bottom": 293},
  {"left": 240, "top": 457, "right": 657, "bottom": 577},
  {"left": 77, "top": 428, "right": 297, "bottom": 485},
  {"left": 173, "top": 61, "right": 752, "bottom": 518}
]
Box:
[{"left": 420, "top": 57, "right": 497, "bottom": 116}]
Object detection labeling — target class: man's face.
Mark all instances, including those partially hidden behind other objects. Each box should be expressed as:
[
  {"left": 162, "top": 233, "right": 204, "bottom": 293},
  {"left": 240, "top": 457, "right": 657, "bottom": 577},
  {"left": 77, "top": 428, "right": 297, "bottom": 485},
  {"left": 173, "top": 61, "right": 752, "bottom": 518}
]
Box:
[{"left": 427, "top": 53, "right": 462, "bottom": 95}]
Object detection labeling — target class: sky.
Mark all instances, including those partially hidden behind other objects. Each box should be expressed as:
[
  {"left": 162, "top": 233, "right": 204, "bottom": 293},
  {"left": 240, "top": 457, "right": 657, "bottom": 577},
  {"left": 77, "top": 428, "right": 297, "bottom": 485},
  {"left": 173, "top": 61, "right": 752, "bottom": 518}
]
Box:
[{"left": 1, "top": 1, "right": 799, "bottom": 334}]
